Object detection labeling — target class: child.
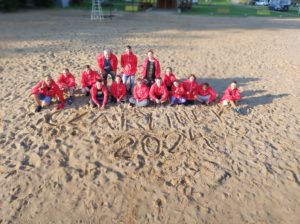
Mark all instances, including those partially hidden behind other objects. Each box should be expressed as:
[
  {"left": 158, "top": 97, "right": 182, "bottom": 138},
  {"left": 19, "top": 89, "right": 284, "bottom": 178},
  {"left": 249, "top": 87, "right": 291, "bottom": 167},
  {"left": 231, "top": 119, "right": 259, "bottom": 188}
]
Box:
[
  {"left": 183, "top": 74, "right": 198, "bottom": 105},
  {"left": 129, "top": 78, "right": 150, "bottom": 107},
  {"left": 30, "top": 75, "right": 64, "bottom": 112},
  {"left": 149, "top": 77, "right": 168, "bottom": 105},
  {"left": 110, "top": 75, "right": 126, "bottom": 103},
  {"left": 162, "top": 67, "right": 176, "bottom": 92},
  {"left": 56, "top": 68, "right": 76, "bottom": 104},
  {"left": 141, "top": 50, "right": 161, "bottom": 87},
  {"left": 80, "top": 65, "right": 101, "bottom": 96},
  {"left": 90, "top": 79, "right": 108, "bottom": 110},
  {"left": 197, "top": 82, "right": 218, "bottom": 105},
  {"left": 220, "top": 81, "right": 241, "bottom": 113},
  {"left": 170, "top": 80, "right": 186, "bottom": 106}
]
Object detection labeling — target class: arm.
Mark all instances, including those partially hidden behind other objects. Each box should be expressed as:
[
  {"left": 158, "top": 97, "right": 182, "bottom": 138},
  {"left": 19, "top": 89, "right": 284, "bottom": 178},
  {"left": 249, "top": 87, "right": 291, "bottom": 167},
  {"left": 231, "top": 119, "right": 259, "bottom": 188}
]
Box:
[
  {"left": 149, "top": 85, "right": 157, "bottom": 101},
  {"left": 102, "top": 86, "right": 108, "bottom": 107},
  {"left": 208, "top": 88, "right": 217, "bottom": 103},
  {"left": 31, "top": 81, "right": 43, "bottom": 95},
  {"left": 91, "top": 86, "right": 100, "bottom": 106},
  {"left": 141, "top": 59, "right": 147, "bottom": 79},
  {"left": 118, "top": 84, "right": 126, "bottom": 100},
  {"left": 80, "top": 73, "right": 87, "bottom": 88},
  {"left": 56, "top": 75, "right": 65, "bottom": 89},
  {"left": 53, "top": 83, "right": 65, "bottom": 106},
  {"left": 68, "top": 74, "right": 76, "bottom": 88},
  {"left": 140, "top": 86, "right": 149, "bottom": 101},
  {"left": 232, "top": 89, "right": 241, "bottom": 101},
  {"left": 161, "top": 86, "right": 169, "bottom": 102},
  {"left": 155, "top": 60, "right": 161, "bottom": 78}
]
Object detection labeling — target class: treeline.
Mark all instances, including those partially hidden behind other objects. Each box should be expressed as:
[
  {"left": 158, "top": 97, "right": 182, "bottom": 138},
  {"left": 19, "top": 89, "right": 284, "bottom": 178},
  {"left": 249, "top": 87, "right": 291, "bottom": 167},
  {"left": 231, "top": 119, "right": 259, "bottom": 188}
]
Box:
[{"left": 0, "top": 0, "right": 55, "bottom": 11}]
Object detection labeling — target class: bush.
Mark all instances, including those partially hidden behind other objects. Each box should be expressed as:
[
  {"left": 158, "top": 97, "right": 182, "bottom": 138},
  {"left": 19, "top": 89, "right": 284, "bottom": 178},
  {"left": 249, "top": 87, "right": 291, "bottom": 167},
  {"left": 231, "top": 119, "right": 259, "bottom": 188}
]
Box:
[
  {"left": 32, "top": 0, "right": 54, "bottom": 7},
  {"left": 0, "top": 0, "right": 20, "bottom": 11}
]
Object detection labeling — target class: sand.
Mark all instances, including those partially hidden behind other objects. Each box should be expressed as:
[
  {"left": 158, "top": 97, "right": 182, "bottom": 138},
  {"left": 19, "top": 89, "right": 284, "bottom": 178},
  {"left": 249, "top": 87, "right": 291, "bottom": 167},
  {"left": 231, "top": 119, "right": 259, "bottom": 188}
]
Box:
[{"left": 0, "top": 9, "right": 300, "bottom": 224}]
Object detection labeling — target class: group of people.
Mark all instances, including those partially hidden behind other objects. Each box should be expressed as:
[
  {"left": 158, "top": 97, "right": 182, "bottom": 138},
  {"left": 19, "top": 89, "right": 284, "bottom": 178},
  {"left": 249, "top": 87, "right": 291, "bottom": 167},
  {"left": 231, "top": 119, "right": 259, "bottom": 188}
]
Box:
[{"left": 30, "top": 46, "right": 242, "bottom": 113}]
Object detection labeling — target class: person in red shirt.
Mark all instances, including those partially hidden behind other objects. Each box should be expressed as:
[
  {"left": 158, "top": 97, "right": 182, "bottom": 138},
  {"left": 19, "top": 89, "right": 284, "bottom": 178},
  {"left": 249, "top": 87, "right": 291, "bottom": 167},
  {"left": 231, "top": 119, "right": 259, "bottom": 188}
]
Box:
[
  {"left": 56, "top": 68, "right": 76, "bottom": 104},
  {"left": 97, "top": 49, "right": 118, "bottom": 86},
  {"left": 129, "top": 78, "right": 150, "bottom": 107},
  {"left": 162, "top": 67, "right": 176, "bottom": 91},
  {"left": 30, "top": 75, "right": 64, "bottom": 112},
  {"left": 121, "top": 45, "right": 138, "bottom": 94},
  {"left": 170, "top": 80, "right": 187, "bottom": 106},
  {"left": 183, "top": 74, "right": 198, "bottom": 105},
  {"left": 90, "top": 79, "right": 108, "bottom": 110},
  {"left": 149, "top": 77, "right": 168, "bottom": 105},
  {"left": 196, "top": 82, "right": 218, "bottom": 105},
  {"left": 220, "top": 81, "right": 241, "bottom": 113},
  {"left": 110, "top": 75, "right": 126, "bottom": 103},
  {"left": 141, "top": 50, "right": 161, "bottom": 87},
  {"left": 80, "top": 65, "right": 101, "bottom": 96}
]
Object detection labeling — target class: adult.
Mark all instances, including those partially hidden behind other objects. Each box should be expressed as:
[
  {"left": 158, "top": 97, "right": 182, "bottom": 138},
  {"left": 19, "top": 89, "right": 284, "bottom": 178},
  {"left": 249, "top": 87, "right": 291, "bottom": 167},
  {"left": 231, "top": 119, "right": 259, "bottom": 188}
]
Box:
[
  {"left": 129, "top": 78, "right": 150, "bottom": 107},
  {"left": 162, "top": 67, "right": 176, "bottom": 91},
  {"left": 80, "top": 65, "right": 101, "bottom": 96},
  {"left": 149, "top": 77, "right": 168, "bottom": 105},
  {"left": 197, "top": 82, "right": 218, "bottom": 105},
  {"left": 90, "top": 79, "right": 108, "bottom": 110},
  {"left": 97, "top": 49, "right": 118, "bottom": 86},
  {"left": 30, "top": 75, "right": 64, "bottom": 112},
  {"left": 121, "top": 45, "right": 137, "bottom": 94},
  {"left": 56, "top": 68, "right": 76, "bottom": 104},
  {"left": 183, "top": 74, "right": 198, "bottom": 105},
  {"left": 110, "top": 75, "right": 126, "bottom": 103},
  {"left": 170, "top": 80, "right": 187, "bottom": 106},
  {"left": 141, "top": 50, "right": 161, "bottom": 87},
  {"left": 220, "top": 81, "right": 241, "bottom": 113}
]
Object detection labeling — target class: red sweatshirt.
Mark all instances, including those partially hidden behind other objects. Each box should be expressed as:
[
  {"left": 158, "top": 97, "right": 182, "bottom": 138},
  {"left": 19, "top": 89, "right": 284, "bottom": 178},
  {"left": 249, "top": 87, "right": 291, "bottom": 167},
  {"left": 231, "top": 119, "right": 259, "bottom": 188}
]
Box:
[
  {"left": 197, "top": 83, "right": 218, "bottom": 103},
  {"left": 183, "top": 80, "right": 198, "bottom": 100},
  {"left": 80, "top": 70, "right": 101, "bottom": 88},
  {"left": 149, "top": 83, "right": 168, "bottom": 102},
  {"left": 133, "top": 84, "right": 150, "bottom": 101},
  {"left": 171, "top": 83, "right": 186, "bottom": 99},
  {"left": 162, "top": 73, "right": 176, "bottom": 88},
  {"left": 110, "top": 82, "right": 126, "bottom": 100},
  {"left": 91, "top": 84, "right": 108, "bottom": 107},
  {"left": 31, "top": 80, "right": 64, "bottom": 105},
  {"left": 97, "top": 53, "right": 118, "bottom": 73},
  {"left": 56, "top": 73, "right": 76, "bottom": 89},
  {"left": 220, "top": 86, "right": 241, "bottom": 103},
  {"left": 141, "top": 58, "right": 161, "bottom": 79},
  {"left": 121, "top": 52, "right": 138, "bottom": 75}
]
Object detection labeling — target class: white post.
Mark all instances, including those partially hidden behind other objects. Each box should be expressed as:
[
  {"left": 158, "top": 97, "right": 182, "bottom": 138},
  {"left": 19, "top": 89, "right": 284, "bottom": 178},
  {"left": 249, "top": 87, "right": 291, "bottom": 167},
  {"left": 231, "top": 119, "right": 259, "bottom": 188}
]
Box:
[{"left": 91, "top": 0, "right": 104, "bottom": 21}]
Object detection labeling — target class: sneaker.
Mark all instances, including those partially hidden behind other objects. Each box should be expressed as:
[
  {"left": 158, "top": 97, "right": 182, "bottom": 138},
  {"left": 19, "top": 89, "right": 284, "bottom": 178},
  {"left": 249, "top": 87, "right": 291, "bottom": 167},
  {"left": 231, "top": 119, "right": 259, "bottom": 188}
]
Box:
[
  {"left": 85, "top": 92, "right": 90, "bottom": 97},
  {"left": 129, "top": 103, "right": 135, "bottom": 107},
  {"left": 234, "top": 107, "right": 241, "bottom": 114},
  {"left": 67, "top": 97, "right": 73, "bottom": 105},
  {"left": 35, "top": 105, "right": 42, "bottom": 113}
]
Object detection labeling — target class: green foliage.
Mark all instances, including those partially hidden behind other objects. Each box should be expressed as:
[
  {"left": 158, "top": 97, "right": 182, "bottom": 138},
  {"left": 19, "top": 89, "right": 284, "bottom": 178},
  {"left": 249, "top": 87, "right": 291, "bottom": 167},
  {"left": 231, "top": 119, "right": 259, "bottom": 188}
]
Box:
[{"left": 0, "top": 0, "right": 20, "bottom": 11}]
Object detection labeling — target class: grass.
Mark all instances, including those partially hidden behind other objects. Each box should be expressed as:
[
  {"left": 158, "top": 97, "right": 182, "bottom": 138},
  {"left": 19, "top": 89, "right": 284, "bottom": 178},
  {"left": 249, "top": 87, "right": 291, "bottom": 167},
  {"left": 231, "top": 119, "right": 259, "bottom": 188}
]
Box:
[{"left": 184, "top": 1, "right": 300, "bottom": 18}]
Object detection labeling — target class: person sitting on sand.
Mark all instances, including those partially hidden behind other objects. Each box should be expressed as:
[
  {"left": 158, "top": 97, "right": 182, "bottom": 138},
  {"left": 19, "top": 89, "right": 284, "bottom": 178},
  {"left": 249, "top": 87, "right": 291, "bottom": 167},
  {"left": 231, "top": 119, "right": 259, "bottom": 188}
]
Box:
[
  {"left": 149, "top": 77, "right": 168, "bottom": 105},
  {"left": 110, "top": 75, "right": 126, "bottom": 104},
  {"left": 196, "top": 82, "right": 218, "bottom": 105},
  {"left": 90, "top": 79, "right": 108, "bottom": 110},
  {"left": 183, "top": 74, "right": 198, "bottom": 105},
  {"left": 30, "top": 75, "right": 65, "bottom": 112},
  {"left": 170, "top": 80, "right": 187, "bottom": 106},
  {"left": 121, "top": 45, "right": 138, "bottom": 94},
  {"left": 220, "top": 81, "right": 241, "bottom": 113},
  {"left": 129, "top": 78, "right": 150, "bottom": 107},
  {"left": 141, "top": 50, "right": 161, "bottom": 87},
  {"left": 56, "top": 68, "right": 76, "bottom": 105},
  {"left": 97, "top": 49, "right": 118, "bottom": 86},
  {"left": 162, "top": 67, "right": 176, "bottom": 92},
  {"left": 80, "top": 65, "right": 101, "bottom": 96}
]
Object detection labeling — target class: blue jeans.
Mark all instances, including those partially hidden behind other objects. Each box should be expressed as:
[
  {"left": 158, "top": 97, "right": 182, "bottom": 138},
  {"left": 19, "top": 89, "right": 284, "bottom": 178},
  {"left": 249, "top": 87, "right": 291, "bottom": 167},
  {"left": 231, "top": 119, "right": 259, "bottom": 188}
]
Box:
[
  {"left": 170, "top": 96, "right": 186, "bottom": 105},
  {"left": 122, "top": 74, "right": 135, "bottom": 91}
]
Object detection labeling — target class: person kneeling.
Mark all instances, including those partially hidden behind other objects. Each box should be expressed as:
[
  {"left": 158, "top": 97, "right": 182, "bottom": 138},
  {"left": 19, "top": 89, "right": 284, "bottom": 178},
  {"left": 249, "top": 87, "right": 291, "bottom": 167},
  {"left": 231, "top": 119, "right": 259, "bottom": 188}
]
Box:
[
  {"left": 150, "top": 77, "right": 168, "bottom": 106},
  {"left": 170, "top": 80, "right": 186, "bottom": 106},
  {"left": 110, "top": 75, "right": 126, "bottom": 104},
  {"left": 220, "top": 81, "right": 241, "bottom": 114},
  {"left": 90, "top": 80, "right": 108, "bottom": 110},
  {"left": 129, "top": 78, "right": 150, "bottom": 107},
  {"left": 197, "top": 82, "right": 218, "bottom": 105},
  {"left": 57, "top": 68, "right": 76, "bottom": 105},
  {"left": 30, "top": 75, "right": 64, "bottom": 112}
]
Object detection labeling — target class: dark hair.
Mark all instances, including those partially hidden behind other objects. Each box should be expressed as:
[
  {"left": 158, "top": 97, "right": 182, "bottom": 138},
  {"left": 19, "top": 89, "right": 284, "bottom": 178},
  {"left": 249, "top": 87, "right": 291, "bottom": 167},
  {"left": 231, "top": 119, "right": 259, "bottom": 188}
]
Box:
[
  {"left": 232, "top": 81, "right": 237, "bottom": 84},
  {"left": 136, "top": 78, "right": 142, "bottom": 82},
  {"left": 96, "top": 79, "right": 102, "bottom": 83},
  {"left": 86, "top": 65, "right": 90, "bottom": 69},
  {"left": 126, "top": 45, "right": 132, "bottom": 50},
  {"left": 173, "top": 79, "right": 179, "bottom": 83},
  {"left": 156, "top": 77, "right": 162, "bottom": 81},
  {"left": 166, "top": 67, "right": 172, "bottom": 72},
  {"left": 188, "top": 74, "right": 196, "bottom": 80},
  {"left": 115, "top": 75, "right": 122, "bottom": 79},
  {"left": 64, "top": 68, "right": 69, "bottom": 72},
  {"left": 203, "top": 82, "right": 209, "bottom": 87},
  {"left": 148, "top": 49, "right": 153, "bottom": 54}
]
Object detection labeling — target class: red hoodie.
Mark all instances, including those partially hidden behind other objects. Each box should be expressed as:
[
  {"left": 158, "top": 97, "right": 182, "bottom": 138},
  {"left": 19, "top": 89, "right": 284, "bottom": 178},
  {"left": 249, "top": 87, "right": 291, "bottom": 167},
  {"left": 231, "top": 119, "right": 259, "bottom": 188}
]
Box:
[
  {"left": 91, "top": 83, "right": 108, "bottom": 107},
  {"left": 141, "top": 58, "right": 161, "bottom": 79},
  {"left": 121, "top": 52, "right": 138, "bottom": 75},
  {"left": 110, "top": 81, "right": 126, "bottom": 100},
  {"left": 220, "top": 86, "right": 241, "bottom": 103},
  {"left": 171, "top": 83, "right": 186, "bottom": 99},
  {"left": 183, "top": 80, "right": 198, "bottom": 100},
  {"left": 197, "top": 83, "right": 218, "bottom": 103},
  {"left": 31, "top": 80, "right": 65, "bottom": 105},
  {"left": 133, "top": 84, "right": 149, "bottom": 101},
  {"left": 56, "top": 73, "right": 76, "bottom": 89},
  {"left": 162, "top": 73, "right": 176, "bottom": 88},
  {"left": 97, "top": 53, "right": 118, "bottom": 73},
  {"left": 80, "top": 70, "right": 101, "bottom": 88},
  {"left": 149, "top": 83, "right": 168, "bottom": 102}
]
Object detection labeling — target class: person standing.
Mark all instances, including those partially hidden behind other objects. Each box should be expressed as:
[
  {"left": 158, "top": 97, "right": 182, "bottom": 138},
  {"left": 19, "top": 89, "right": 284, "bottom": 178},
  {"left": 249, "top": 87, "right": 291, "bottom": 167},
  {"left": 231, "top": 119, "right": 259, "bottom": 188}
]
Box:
[
  {"left": 121, "top": 45, "right": 137, "bottom": 94},
  {"left": 141, "top": 50, "right": 161, "bottom": 87},
  {"left": 97, "top": 49, "right": 118, "bottom": 86}
]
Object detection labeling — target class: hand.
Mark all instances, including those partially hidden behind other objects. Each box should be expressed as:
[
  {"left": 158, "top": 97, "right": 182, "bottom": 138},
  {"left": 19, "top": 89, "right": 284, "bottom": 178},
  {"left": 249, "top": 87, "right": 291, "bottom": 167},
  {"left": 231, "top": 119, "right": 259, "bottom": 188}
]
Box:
[
  {"left": 40, "top": 82, "right": 46, "bottom": 90},
  {"left": 117, "top": 99, "right": 121, "bottom": 103},
  {"left": 100, "top": 105, "right": 105, "bottom": 110},
  {"left": 97, "top": 104, "right": 101, "bottom": 110},
  {"left": 155, "top": 99, "right": 160, "bottom": 104}
]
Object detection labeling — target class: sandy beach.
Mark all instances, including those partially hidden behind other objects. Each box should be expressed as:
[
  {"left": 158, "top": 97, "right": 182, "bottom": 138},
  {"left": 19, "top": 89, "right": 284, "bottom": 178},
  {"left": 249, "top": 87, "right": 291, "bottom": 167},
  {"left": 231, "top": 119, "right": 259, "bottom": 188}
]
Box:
[{"left": 0, "top": 9, "right": 300, "bottom": 223}]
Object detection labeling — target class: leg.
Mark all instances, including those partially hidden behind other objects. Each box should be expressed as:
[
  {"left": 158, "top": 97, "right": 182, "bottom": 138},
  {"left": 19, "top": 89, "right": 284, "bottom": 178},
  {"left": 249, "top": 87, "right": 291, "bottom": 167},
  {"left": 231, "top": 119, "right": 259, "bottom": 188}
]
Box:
[
  {"left": 102, "top": 73, "right": 108, "bottom": 86},
  {"left": 111, "top": 96, "right": 117, "bottom": 103},
  {"left": 122, "top": 74, "right": 129, "bottom": 85},
  {"left": 129, "top": 75, "right": 135, "bottom": 94},
  {"left": 170, "top": 96, "right": 177, "bottom": 105},
  {"left": 31, "top": 94, "right": 42, "bottom": 106},
  {"left": 136, "top": 99, "right": 149, "bottom": 107},
  {"left": 178, "top": 97, "right": 187, "bottom": 105}
]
